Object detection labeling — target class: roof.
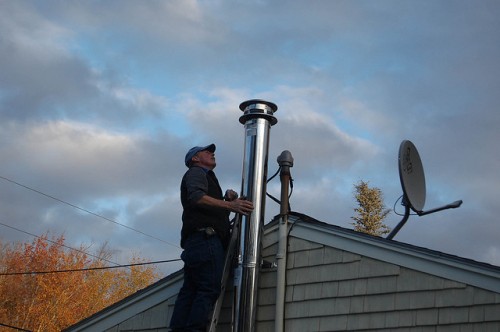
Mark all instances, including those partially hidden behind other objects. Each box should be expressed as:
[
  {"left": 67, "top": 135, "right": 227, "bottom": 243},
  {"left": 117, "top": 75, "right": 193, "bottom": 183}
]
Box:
[
  {"left": 270, "top": 212, "right": 500, "bottom": 293},
  {"left": 63, "top": 270, "right": 183, "bottom": 331}
]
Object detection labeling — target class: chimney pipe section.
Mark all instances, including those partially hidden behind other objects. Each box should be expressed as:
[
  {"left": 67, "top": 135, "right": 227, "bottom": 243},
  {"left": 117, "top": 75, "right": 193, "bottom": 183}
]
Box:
[{"left": 235, "top": 99, "right": 277, "bottom": 332}]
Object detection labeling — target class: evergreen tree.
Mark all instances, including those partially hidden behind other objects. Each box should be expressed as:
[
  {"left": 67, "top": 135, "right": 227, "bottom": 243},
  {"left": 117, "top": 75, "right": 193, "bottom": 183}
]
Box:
[{"left": 351, "top": 180, "right": 391, "bottom": 236}]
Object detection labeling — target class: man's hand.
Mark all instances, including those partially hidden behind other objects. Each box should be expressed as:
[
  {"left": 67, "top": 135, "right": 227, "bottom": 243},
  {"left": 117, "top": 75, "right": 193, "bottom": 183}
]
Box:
[
  {"left": 224, "top": 189, "right": 238, "bottom": 201},
  {"left": 229, "top": 198, "right": 254, "bottom": 215}
]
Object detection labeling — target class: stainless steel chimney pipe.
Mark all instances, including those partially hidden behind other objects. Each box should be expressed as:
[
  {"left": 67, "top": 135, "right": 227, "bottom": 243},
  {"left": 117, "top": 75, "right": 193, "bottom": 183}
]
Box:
[{"left": 235, "top": 99, "right": 277, "bottom": 332}]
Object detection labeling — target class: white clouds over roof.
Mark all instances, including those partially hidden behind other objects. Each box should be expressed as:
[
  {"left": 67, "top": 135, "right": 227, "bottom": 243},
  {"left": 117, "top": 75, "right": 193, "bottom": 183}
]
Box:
[{"left": 1, "top": 0, "right": 499, "bottom": 275}]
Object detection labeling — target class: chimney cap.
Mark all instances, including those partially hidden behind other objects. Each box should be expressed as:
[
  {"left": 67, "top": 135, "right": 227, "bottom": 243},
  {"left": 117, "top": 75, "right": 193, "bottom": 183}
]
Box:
[{"left": 239, "top": 99, "right": 278, "bottom": 125}]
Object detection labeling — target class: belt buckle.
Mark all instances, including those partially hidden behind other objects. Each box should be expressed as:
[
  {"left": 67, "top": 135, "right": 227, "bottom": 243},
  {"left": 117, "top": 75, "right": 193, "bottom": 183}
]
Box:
[{"left": 204, "top": 227, "right": 216, "bottom": 237}]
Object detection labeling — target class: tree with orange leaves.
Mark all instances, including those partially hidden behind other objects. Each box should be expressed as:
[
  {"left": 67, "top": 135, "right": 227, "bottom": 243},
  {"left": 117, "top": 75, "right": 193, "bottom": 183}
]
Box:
[{"left": 0, "top": 234, "right": 160, "bottom": 331}]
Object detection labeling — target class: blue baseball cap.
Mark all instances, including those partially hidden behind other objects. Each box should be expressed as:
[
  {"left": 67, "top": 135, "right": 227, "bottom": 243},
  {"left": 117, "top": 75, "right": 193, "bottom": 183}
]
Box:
[{"left": 185, "top": 144, "right": 216, "bottom": 167}]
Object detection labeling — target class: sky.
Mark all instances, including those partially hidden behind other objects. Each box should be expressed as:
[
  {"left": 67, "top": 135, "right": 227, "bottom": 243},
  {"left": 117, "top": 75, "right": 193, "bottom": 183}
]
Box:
[{"left": 1, "top": 0, "right": 499, "bottom": 277}]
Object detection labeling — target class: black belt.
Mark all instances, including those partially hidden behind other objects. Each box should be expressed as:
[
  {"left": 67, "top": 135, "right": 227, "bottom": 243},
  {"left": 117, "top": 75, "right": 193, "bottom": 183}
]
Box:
[{"left": 197, "top": 227, "right": 216, "bottom": 237}]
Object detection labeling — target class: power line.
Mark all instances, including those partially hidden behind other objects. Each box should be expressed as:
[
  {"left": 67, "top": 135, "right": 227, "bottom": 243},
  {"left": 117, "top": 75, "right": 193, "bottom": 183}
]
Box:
[
  {"left": 0, "top": 175, "right": 180, "bottom": 249},
  {"left": 0, "top": 322, "right": 31, "bottom": 332},
  {"left": 0, "top": 221, "right": 121, "bottom": 267},
  {"left": 0, "top": 258, "right": 181, "bottom": 276}
]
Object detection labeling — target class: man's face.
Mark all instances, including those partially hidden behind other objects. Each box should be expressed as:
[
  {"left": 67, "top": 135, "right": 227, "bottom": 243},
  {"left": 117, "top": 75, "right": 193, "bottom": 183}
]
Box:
[{"left": 193, "top": 149, "right": 216, "bottom": 169}]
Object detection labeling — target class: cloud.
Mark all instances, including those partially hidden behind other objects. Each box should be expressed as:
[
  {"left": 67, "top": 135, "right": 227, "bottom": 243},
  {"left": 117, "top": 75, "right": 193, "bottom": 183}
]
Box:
[
  {"left": 1, "top": 121, "right": 181, "bottom": 194},
  {"left": 1, "top": 0, "right": 499, "bottom": 276}
]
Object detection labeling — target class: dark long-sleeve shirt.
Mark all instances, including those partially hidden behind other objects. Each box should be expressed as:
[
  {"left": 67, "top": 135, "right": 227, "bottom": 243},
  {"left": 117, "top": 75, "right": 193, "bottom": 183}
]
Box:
[{"left": 180, "top": 166, "right": 230, "bottom": 248}]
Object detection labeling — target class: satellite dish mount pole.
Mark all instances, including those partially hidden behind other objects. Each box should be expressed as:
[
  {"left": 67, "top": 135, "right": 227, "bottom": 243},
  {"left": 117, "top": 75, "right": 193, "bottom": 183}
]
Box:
[{"left": 386, "top": 195, "right": 411, "bottom": 240}]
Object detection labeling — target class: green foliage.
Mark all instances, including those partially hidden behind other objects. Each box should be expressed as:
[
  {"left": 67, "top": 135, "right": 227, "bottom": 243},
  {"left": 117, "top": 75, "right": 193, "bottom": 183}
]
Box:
[{"left": 351, "top": 180, "right": 391, "bottom": 236}]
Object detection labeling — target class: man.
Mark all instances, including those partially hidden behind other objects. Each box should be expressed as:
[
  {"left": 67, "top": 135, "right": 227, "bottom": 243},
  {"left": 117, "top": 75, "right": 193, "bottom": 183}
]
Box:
[{"left": 170, "top": 143, "right": 254, "bottom": 332}]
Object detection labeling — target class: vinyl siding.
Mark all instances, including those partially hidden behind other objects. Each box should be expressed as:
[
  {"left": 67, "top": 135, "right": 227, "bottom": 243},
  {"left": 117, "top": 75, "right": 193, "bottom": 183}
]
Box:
[
  {"left": 256, "top": 234, "right": 500, "bottom": 332},
  {"left": 103, "top": 299, "right": 173, "bottom": 332}
]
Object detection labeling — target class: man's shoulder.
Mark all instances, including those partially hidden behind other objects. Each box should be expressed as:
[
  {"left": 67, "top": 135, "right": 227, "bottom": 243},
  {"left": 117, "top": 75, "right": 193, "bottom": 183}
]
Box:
[
  {"left": 186, "top": 166, "right": 207, "bottom": 174},
  {"left": 184, "top": 166, "right": 208, "bottom": 179}
]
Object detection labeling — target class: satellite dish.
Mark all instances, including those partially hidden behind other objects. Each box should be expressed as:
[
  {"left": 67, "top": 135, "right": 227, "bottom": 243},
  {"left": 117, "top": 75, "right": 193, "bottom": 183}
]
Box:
[
  {"left": 399, "top": 140, "right": 426, "bottom": 213},
  {"left": 387, "top": 140, "right": 463, "bottom": 240}
]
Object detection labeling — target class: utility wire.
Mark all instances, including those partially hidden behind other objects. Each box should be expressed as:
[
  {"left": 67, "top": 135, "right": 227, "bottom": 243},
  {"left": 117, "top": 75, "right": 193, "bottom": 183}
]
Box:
[
  {"left": 0, "top": 258, "right": 181, "bottom": 276},
  {"left": 265, "top": 166, "right": 294, "bottom": 211},
  {"left": 0, "top": 322, "right": 31, "bottom": 332},
  {"left": 392, "top": 195, "right": 418, "bottom": 216},
  {"left": 0, "top": 175, "right": 180, "bottom": 249},
  {"left": 0, "top": 221, "right": 121, "bottom": 267}
]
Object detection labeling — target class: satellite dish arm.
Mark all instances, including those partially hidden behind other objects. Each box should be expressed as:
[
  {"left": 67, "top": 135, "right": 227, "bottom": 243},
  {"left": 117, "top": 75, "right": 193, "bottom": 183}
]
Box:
[
  {"left": 416, "top": 200, "right": 463, "bottom": 216},
  {"left": 387, "top": 199, "right": 411, "bottom": 240},
  {"left": 387, "top": 199, "right": 463, "bottom": 240}
]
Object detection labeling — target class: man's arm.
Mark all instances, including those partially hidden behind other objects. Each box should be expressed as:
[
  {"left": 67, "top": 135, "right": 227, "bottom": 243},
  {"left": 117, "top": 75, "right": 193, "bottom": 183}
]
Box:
[{"left": 196, "top": 195, "right": 254, "bottom": 215}]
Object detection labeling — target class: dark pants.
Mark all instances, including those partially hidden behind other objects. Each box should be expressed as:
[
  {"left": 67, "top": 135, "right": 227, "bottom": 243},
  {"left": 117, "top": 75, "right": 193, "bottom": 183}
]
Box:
[{"left": 170, "top": 232, "right": 225, "bottom": 332}]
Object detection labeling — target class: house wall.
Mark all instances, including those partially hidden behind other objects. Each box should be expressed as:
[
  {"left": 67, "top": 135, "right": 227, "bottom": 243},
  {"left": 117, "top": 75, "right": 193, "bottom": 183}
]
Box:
[
  {"left": 102, "top": 297, "right": 175, "bottom": 332},
  {"left": 257, "top": 235, "right": 500, "bottom": 332},
  {"left": 65, "top": 274, "right": 183, "bottom": 332},
  {"left": 67, "top": 220, "right": 500, "bottom": 332}
]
